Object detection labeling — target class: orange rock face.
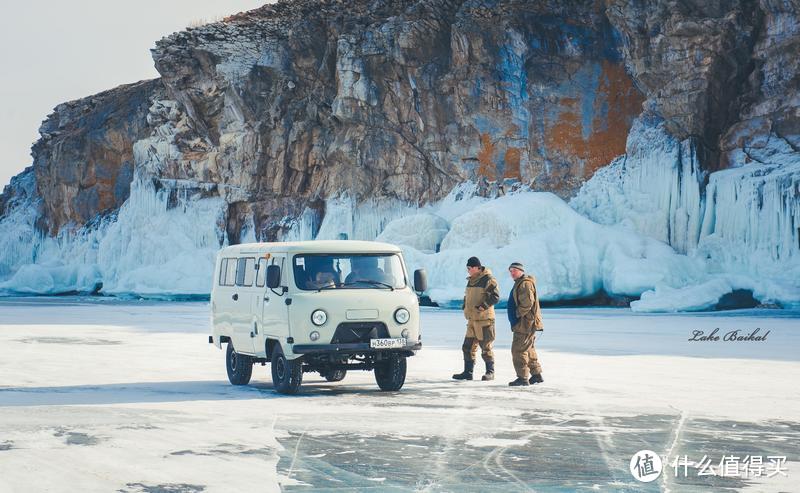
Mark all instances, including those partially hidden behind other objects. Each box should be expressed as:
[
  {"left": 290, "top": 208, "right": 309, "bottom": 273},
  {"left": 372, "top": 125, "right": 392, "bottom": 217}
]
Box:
[
  {"left": 461, "top": 56, "right": 643, "bottom": 196},
  {"left": 539, "top": 61, "right": 644, "bottom": 192},
  {"left": 31, "top": 80, "right": 160, "bottom": 234}
]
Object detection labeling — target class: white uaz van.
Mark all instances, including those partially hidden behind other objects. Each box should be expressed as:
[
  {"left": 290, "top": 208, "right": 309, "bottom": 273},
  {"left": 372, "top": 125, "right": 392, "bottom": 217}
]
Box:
[{"left": 209, "top": 240, "right": 427, "bottom": 394}]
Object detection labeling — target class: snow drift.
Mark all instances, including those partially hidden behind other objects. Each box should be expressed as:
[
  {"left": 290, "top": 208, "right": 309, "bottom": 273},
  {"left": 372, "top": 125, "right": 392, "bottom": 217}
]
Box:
[{"left": 378, "top": 189, "right": 706, "bottom": 305}]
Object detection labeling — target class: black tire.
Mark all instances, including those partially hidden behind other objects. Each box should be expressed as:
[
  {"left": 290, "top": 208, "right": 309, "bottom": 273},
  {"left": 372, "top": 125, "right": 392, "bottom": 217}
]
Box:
[
  {"left": 324, "top": 369, "right": 347, "bottom": 382},
  {"left": 271, "top": 344, "right": 303, "bottom": 394},
  {"left": 374, "top": 353, "right": 407, "bottom": 391},
  {"left": 226, "top": 342, "right": 253, "bottom": 385}
]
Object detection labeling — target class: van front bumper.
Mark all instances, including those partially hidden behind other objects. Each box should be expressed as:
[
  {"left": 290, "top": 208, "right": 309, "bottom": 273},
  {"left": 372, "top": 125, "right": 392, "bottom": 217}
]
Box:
[{"left": 292, "top": 341, "right": 422, "bottom": 355}]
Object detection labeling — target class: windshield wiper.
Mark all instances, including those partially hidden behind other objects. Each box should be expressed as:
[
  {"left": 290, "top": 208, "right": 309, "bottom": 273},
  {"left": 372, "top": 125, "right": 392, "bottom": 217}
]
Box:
[
  {"left": 318, "top": 280, "right": 394, "bottom": 291},
  {"left": 360, "top": 280, "right": 395, "bottom": 291}
]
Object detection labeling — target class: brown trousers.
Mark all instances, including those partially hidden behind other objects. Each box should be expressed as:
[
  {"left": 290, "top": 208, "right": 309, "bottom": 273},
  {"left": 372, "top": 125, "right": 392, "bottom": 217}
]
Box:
[
  {"left": 462, "top": 320, "right": 495, "bottom": 364},
  {"left": 511, "top": 331, "right": 542, "bottom": 379}
]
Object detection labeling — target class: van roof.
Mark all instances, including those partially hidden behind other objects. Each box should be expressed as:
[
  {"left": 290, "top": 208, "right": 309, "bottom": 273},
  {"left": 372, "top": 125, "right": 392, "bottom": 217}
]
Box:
[{"left": 220, "top": 240, "right": 403, "bottom": 255}]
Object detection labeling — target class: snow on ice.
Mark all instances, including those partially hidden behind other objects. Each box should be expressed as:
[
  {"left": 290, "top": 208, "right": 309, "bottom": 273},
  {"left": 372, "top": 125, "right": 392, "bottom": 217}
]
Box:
[{"left": 0, "top": 299, "right": 798, "bottom": 491}]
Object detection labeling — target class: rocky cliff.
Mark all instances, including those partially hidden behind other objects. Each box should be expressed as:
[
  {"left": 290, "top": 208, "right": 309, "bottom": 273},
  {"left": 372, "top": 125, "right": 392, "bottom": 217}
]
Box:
[{"left": 1, "top": 0, "right": 798, "bottom": 309}]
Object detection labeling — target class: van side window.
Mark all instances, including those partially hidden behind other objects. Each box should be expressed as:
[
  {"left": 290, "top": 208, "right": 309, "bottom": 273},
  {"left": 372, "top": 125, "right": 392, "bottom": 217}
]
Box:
[
  {"left": 255, "top": 258, "right": 268, "bottom": 287},
  {"left": 236, "top": 257, "right": 256, "bottom": 287},
  {"left": 270, "top": 257, "right": 285, "bottom": 286},
  {"left": 224, "top": 258, "right": 237, "bottom": 286},
  {"left": 243, "top": 258, "right": 255, "bottom": 286},
  {"left": 272, "top": 257, "right": 285, "bottom": 273},
  {"left": 218, "top": 258, "right": 228, "bottom": 286}
]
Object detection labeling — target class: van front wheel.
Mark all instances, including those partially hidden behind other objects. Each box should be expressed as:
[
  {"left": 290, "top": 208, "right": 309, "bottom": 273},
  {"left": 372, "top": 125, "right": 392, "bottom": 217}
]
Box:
[
  {"left": 374, "top": 353, "right": 407, "bottom": 391},
  {"left": 271, "top": 344, "right": 303, "bottom": 394},
  {"left": 226, "top": 342, "right": 253, "bottom": 385}
]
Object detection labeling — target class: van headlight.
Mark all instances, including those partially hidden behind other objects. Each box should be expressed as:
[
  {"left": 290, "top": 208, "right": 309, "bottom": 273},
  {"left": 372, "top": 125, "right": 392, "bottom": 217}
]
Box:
[
  {"left": 394, "top": 307, "right": 410, "bottom": 324},
  {"left": 311, "top": 309, "right": 327, "bottom": 326},
  {"left": 309, "top": 331, "right": 320, "bottom": 341}
]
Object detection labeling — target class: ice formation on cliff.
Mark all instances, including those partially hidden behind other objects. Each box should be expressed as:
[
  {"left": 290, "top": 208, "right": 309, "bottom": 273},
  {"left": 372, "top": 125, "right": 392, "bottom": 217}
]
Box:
[
  {"left": 570, "top": 118, "right": 800, "bottom": 311},
  {"left": 378, "top": 189, "right": 707, "bottom": 306},
  {"left": 0, "top": 175, "right": 225, "bottom": 296},
  {"left": 1, "top": 115, "right": 797, "bottom": 311},
  {"left": 0, "top": 101, "right": 228, "bottom": 297}
]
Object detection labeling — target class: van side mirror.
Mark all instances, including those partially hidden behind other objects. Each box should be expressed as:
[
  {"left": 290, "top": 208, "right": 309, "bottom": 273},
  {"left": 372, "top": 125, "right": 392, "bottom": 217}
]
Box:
[
  {"left": 413, "top": 269, "right": 427, "bottom": 292},
  {"left": 266, "top": 265, "right": 281, "bottom": 289}
]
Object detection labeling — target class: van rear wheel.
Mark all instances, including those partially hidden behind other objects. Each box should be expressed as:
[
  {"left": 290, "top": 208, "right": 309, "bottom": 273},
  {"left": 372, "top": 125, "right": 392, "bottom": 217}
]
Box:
[
  {"left": 323, "top": 369, "right": 347, "bottom": 382},
  {"left": 271, "top": 344, "right": 303, "bottom": 394},
  {"left": 226, "top": 342, "right": 253, "bottom": 385},
  {"left": 374, "top": 353, "right": 407, "bottom": 391}
]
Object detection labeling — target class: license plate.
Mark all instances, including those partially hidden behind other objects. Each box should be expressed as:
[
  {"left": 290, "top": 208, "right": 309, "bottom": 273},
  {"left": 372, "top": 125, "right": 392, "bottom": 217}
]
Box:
[{"left": 370, "top": 338, "right": 406, "bottom": 349}]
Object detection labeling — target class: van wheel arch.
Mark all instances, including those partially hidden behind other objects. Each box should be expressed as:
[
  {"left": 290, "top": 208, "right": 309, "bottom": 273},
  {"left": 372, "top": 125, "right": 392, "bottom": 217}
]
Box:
[
  {"left": 265, "top": 338, "right": 278, "bottom": 362},
  {"left": 271, "top": 343, "right": 303, "bottom": 394},
  {"left": 374, "top": 353, "right": 407, "bottom": 391},
  {"left": 226, "top": 342, "right": 253, "bottom": 385}
]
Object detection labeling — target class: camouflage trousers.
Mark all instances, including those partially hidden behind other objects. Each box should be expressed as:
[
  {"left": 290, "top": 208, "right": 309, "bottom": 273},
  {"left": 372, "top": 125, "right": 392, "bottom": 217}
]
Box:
[
  {"left": 462, "top": 319, "right": 495, "bottom": 364},
  {"left": 511, "top": 331, "right": 542, "bottom": 379}
]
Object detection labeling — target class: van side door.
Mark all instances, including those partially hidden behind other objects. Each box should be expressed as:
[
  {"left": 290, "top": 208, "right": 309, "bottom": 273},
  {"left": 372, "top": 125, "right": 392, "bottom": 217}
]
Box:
[
  {"left": 213, "top": 256, "right": 235, "bottom": 340},
  {"left": 231, "top": 256, "right": 257, "bottom": 355},
  {"left": 260, "top": 255, "right": 289, "bottom": 344}
]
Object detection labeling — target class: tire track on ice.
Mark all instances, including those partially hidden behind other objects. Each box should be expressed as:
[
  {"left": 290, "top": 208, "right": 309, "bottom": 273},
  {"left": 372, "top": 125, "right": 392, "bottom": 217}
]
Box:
[{"left": 418, "top": 381, "right": 478, "bottom": 492}]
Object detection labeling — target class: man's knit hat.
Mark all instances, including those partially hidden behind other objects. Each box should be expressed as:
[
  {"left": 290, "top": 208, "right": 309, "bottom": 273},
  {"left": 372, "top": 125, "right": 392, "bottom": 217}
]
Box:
[
  {"left": 466, "top": 256, "right": 482, "bottom": 268},
  {"left": 508, "top": 262, "right": 525, "bottom": 272}
]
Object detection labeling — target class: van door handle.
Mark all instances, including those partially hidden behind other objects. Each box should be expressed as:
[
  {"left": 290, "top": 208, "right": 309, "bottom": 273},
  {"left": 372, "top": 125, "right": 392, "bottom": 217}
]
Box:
[
  {"left": 264, "top": 296, "right": 270, "bottom": 302},
  {"left": 232, "top": 293, "right": 238, "bottom": 301}
]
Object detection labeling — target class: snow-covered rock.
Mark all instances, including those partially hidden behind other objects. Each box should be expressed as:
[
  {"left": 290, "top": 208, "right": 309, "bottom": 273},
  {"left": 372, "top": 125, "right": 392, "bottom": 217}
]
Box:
[
  {"left": 2, "top": 159, "right": 797, "bottom": 311},
  {"left": 379, "top": 187, "right": 705, "bottom": 306},
  {"left": 569, "top": 117, "right": 705, "bottom": 255},
  {"left": 0, "top": 170, "right": 40, "bottom": 280},
  {"left": 0, "top": 176, "right": 225, "bottom": 297},
  {"left": 375, "top": 213, "right": 449, "bottom": 254},
  {"left": 573, "top": 117, "right": 800, "bottom": 312}
]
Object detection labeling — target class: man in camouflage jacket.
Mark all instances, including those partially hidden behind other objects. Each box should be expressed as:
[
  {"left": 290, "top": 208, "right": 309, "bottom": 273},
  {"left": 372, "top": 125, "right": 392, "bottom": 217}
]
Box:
[
  {"left": 453, "top": 256, "right": 500, "bottom": 381},
  {"left": 506, "top": 262, "right": 544, "bottom": 387}
]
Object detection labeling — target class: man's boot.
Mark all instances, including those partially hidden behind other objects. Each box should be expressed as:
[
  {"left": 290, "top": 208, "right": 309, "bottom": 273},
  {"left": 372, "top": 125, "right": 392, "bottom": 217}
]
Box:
[
  {"left": 481, "top": 360, "right": 495, "bottom": 381},
  {"left": 452, "top": 360, "right": 474, "bottom": 380},
  {"left": 529, "top": 373, "right": 544, "bottom": 384},
  {"left": 508, "top": 377, "right": 530, "bottom": 386}
]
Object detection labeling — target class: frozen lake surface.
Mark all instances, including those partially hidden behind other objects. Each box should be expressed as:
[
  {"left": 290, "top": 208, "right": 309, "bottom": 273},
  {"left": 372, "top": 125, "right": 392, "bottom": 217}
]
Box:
[{"left": 0, "top": 298, "right": 798, "bottom": 492}]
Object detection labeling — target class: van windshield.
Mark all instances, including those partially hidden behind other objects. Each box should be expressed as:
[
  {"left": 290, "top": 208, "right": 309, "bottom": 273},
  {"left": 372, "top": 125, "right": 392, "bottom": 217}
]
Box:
[{"left": 293, "top": 253, "right": 407, "bottom": 290}]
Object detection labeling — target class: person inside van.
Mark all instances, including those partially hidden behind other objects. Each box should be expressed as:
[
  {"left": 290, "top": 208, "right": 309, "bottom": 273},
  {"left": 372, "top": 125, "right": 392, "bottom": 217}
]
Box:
[
  {"left": 304, "top": 257, "right": 340, "bottom": 289},
  {"left": 345, "top": 256, "right": 388, "bottom": 285},
  {"left": 314, "top": 270, "right": 337, "bottom": 289}
]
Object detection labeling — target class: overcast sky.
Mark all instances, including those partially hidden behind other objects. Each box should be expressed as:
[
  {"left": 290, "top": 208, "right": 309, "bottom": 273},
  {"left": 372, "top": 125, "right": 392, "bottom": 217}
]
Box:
[{"left": 0, "top": 0, "right": 268, "bottom": 188}]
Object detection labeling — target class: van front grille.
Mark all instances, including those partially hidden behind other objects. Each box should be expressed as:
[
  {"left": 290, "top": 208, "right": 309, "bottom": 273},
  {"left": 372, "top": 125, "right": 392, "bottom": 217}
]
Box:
[{"left": 330, "top": 322, "right": 389, "bottom": 344}]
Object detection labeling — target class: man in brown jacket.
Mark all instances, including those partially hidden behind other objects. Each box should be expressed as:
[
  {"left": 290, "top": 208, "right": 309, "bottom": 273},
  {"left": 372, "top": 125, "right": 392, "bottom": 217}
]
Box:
[
  {"left": 452, "top": 256, "right": 500, "bottom": 381},
  {"left": 506, "top": 262, "right": 544, "bottom": 387}
]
